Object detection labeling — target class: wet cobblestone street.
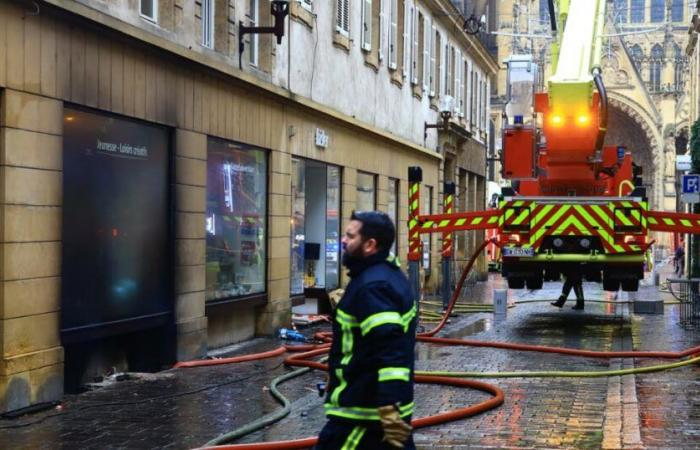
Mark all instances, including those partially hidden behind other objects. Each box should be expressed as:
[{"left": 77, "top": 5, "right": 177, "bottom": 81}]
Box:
[{"left": 2, "top": 270, "right": 699, "bottom": 449}]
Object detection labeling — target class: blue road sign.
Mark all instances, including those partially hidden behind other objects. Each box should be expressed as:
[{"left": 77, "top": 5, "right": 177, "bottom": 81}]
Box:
[{"left": 682, "top": 174, "right": 700, "bottom": 194}]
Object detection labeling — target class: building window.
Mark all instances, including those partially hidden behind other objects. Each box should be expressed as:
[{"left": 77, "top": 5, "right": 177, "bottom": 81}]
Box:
[
  {"left": 671, "top": 0, "right": 684, "bottom": 22},
  {"left": 613, "top": 0, "right": 628, "bottom": 24},
  {"left": 410, "top": 6, "right": 419, "bottom": 84},
  {"left": 650, "top": 0, "right": 664, "bottom": 22},
  {"left": 539, "top": 0, "right": 550, "bottom": 25},
  {"left": 140, "top": 0, "right": 158, "bottom": 22},
  {"left": 630, "top": 44, "right": 643, "bottom": 74},
  {"left": 248, "top": 0, "right": 259, "bottom": 66},
  {"left": 290, "top": 159, "right": 341, "bottom": 294},
  {"left": 429, "top": 26, "right": 438, "bottom": 96},
  {"left": 650, "top": 44, "right": 663, "bottom": 91},
  {"left": 357, "top": 172, "right": 377, "bottom": 211},
  {"left": 361, "top": 0, "right": 372, "bottom": 51},
  {"left": 630, "top": 0, "right": 644, "bottom": 23},
  {"left": 389, "top": 0, "right": 399, "bottom": 69},
  {"left": 674, "top": 44, "right": 684, "bottom": 91},
  {"left": 422, "top": 185, "right": 432, "bottom": 270},
  {"left": 206, "top": 138, "right": 267, "bottom": 302},
  {"left": 422, "top": 14, "right": 430, "bottom": 92},
  {"left": 337, "top": 0, "right": 350, "bottom": 35},
  {"left": 387, "top": 178, "right": 400, "bottom": 255},
  {"left": 202, "top": 0, "right": 214, "bottom": 48}
]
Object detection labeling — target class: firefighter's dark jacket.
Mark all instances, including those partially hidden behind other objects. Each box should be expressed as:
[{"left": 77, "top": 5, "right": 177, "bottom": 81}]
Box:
[{"left": 324, "top": 249, "right": 417, "bottom": 423}]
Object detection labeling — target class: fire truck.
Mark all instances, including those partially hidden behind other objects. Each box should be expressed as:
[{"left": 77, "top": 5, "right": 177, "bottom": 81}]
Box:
[{"left": 408, "top": 0, "right": 700, "bottom": 292}]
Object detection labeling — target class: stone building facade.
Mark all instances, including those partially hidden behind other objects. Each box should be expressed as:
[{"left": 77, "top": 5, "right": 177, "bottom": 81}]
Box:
[{"left": 0, "top": 0, "right": 497, "bottom": 413}]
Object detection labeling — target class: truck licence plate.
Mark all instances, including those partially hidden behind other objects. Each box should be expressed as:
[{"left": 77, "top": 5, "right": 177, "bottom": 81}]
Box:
[{"left": 503, "top": 247, "right": 535, "bottom": 257}]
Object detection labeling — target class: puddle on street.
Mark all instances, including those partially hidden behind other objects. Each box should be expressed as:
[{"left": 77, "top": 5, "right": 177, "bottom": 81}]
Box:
[{"left": 416, "top": 317, "right": 491, "bottom": 361}]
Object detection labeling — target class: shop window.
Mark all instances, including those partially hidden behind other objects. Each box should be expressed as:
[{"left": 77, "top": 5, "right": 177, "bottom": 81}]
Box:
[
  {"left": 290, "top": 159, "right": 342, "bottom": 294},
  {"left": 205, "top": 138, "right": 267, "bottom": 302},
  {"left": 357, "top": 171, "right": 377, "bottom": 211},
  {"left": 387, "top": 178, "right": 400, "bottom": 255},
  {"left": 62, "top": 107, "right": 170, "bottom": 334},
  {"left": 140, "top": 0, "right": 158, "bottom": 22},
  {"left": 422, "top": 185, "right": 432, "bottom": 270}
]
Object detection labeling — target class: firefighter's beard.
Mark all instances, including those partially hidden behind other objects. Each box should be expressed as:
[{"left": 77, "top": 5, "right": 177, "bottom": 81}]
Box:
[{"left": 342, "top": 244, "right": 366, "bottom": 269}]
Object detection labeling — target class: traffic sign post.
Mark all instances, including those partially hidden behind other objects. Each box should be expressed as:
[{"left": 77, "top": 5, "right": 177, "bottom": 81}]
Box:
[{"left": 681, "top": 174, "right": 700, "bottom": 204}]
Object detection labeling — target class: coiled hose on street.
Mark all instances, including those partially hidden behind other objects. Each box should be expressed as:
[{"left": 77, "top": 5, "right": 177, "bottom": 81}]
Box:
[{"left": 176, "top": 239, "right": 700, "bottom": 449}]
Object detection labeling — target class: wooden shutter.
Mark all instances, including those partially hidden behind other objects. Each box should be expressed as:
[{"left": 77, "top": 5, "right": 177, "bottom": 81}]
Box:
[
  {"left": 455, "top": 50, "right": 462, "bottom": 115},
  {"left": 429, "top": 26, "right": 436, "bottom": 96}
]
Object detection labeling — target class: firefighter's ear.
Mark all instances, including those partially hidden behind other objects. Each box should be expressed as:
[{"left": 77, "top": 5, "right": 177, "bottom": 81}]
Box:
[{"left": 363, "top": 237, "right": 378, "bottom": 255}]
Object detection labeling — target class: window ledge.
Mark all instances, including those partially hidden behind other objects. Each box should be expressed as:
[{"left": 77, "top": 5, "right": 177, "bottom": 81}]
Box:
[
  {"left": 390, "top": 69, "right": 403, "bottom": 88},
  {"left": 290, "top": 2, "right": 315, "bottom": 29},
  {"left": 364, "top": 53, "right": 379, "bottom": 72},
  {"left": 333, "top": 32, "right": 351, "bottom": 52}
]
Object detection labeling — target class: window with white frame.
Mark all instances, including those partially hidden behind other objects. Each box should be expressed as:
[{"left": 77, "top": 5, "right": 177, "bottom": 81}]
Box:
[
  {"left": 422, "top": 15, "right": 430, "bottom": 92},
  {"left": 361, "top": 0, "right": 372, "bottom": 51},
  {"left": 440, "top": 39, "right": 448, "bottom": 97},
  {"left": 465, "top": 59, "right": 471, "bottom": 125},
  {"left": 410, "top": 5, "right": 419, "bottom": 84},
  {"left": 201, "top": 0, "right": 214, "bottom": 49},
  {"left": 430, "top": 27, "right": 438, "bottom": 97},
  {"left": 337, "top": 0, "right": 350, "bottom": 36},
  {"left": 379, "top": 1, "right": 386, "bottom": 61},
  {"left": 140, "top": 0, "right": 157, "bottom": 22},
  {"left": 249, "top": 0, "right": 259, "bottom": 66},
  {"left": 389, "top": 0, "right": 398, "bottom": 69},
  {"left": 455, "top": 50, "right": 462, "bottom": 116},
  {"left": 402, "top": 1, "right": 411, "bottom": 78}
]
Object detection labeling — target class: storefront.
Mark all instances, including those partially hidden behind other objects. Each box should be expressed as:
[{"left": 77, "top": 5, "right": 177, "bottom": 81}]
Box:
[
  {"left": 205, "top": 138, "right": 267, "bottom": 304},
  {"left": 290, "top": 159, "right": 341, "bottom": 302},
  {"left": 61, "top": 107, "right": 172, "bottom": 390}
]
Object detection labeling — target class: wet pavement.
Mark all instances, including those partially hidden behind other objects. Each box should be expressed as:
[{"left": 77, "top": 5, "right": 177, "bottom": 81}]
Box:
[{"left": 1, "top": 264, "right": 699, "bottom": 449}]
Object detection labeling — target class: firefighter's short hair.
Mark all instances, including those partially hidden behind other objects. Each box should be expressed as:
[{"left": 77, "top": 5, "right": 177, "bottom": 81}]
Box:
[{"left": 350, "top": 211, "right": 395, "bottom": 252}]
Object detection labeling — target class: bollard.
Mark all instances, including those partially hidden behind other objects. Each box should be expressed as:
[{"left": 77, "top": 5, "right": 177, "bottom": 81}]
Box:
[{"left": 493, "top": 289, "right": 507, "bottom": 318}]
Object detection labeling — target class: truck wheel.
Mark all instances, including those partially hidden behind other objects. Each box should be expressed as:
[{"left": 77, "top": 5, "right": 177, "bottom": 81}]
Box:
[
  {"left": 603, "top": 278, "right": 620, "bottom": 292},
  {"left": 526, "top": 277, "right": 543, "bottom": 290},
  {"left": 544, "top": 269, "right": 560, "bottom": 281},
  {"left": 585, "top": 271, "right": 602, "bottom": 282},
  {"left": 508, "top": 277, "right": 525, "bottom": 289},
  {"left": 621, "top": 279, "right": 639, "bottom": 292}
]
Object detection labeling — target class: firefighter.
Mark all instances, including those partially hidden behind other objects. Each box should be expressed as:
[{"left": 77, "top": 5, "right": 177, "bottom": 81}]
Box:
[
  {"left": 551, "top": 269, "right": 584, "bottom": 310},
  {"left": 315, "top": 211, "right": 416, "bottom": 450}
]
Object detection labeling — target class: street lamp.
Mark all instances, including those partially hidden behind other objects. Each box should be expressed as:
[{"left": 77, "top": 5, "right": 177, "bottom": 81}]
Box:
[
  {"left": 424, "top": 95, "right": 454, "bottom": 142},
  {"left": 239, "top": 1, "right": 290, "bottom": 67}
]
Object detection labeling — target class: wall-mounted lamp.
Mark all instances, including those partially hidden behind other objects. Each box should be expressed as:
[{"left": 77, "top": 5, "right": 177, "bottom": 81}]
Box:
[
  {"left": 463, "top": 14, "right": 486, "bottom": 35},
  {"left": 424, "top": 96, "right": 454, "bottom": 142},
  {"left": 239, "top": 1, "right": 290, "bottom": 67}
]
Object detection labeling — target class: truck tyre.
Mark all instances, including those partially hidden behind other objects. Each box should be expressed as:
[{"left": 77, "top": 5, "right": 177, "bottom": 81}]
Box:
[
  {"left": 621, "top": 279, "right": 639, "bottom": 292},
  {"left": 526, "top": 277, "right": 543, "bottom": 290},
  {"left": 544, "top": 269, "right": 560, "bottom": 281},
  {"left": 508, "top": 277, "right": 525, "bottom": 289},
  {"left": 603, "top": 278, "right": 620, "bottom": 292}
]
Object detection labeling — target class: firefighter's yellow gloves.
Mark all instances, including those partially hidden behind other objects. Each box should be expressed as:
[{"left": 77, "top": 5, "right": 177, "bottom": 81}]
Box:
[{"left": 378, "top": 404, "right": 412, "bottom": 448}]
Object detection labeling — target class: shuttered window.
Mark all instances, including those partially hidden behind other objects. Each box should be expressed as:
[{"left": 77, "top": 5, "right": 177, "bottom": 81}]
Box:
[
  {"left": 379, "top": 0, "right": 386, "bottom": 61},
  {"left": 455, "top": 50, "right": 462, "bottom": 115},
  {"left": 337, "top": 0, "right": 350, "bottom": 35},
  {"left": 410, "top": 5, "right": 419, "bottom": 84},
  {"left": 402, "top": 1, "right": 410, "bottom": 77},
  {"left": 422, "top": 15, "right": 430, "bottom": 91},
  {"left": 249, "top": 0, "right": 259, "bottom": 66},
  {"left": 389, "top": 0, "right": 398, "bottom": 69},
  {"left": 361, "top": 0, "right": 372, "bottom": 50},
  {"left": 201, "top": 0, "right": 214, "bottom": 49}
]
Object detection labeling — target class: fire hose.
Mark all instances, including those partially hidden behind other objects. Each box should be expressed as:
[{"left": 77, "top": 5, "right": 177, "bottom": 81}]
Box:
[{"left": 177, "top": 239, "right": 699, "bottom": 449}]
